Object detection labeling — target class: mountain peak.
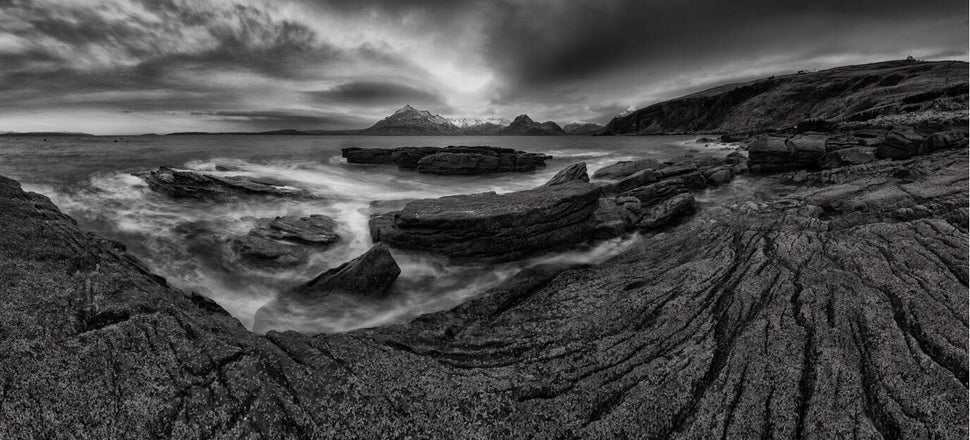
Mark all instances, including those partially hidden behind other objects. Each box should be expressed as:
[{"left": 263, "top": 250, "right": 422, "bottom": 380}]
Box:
[
  {"left": 394, "top": 104, "right": 418, "bottom": 114},
  {"left": 511, "top": 114, "right": 534, "bottom": 123}
]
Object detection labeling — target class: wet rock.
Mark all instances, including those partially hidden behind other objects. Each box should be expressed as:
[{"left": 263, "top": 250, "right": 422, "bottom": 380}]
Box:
[
  {"left": 704, "top": 167, "right": 734, "bottom": 185},
  {"left": 876, "top": 127, "right": 926, "bottom": 159},
  {"left": 253, "top": 244, "right": 401, "bottom": 332},
  {"left": 342, "top": 146, "right": 551, "bottom": 175},
  {"left": 819, "top": 146, "right": 877, "bottom": 169},
  {"left": 230, "top": 235, "right": 308, "bottom": 269},
  {"left": 620, "top": 178, "right": 688, "bottom": 207},
  {"left": 136, "top": 166, "right": 307, "bottom": 201},
  {"left": 607, "top": 169, "right": 657, "bottom": 194},
  {"left": 249, "top": 215, "right": 339, "bottom": 246},
  {"left": 370, "top": 181, "right": 601, "bottom": 263},
  {"left": 591, "top": 158, "right": 663, "bottom": 180},
  {"left": 544, "top": 162, "right": 589, "bottom": 186}
]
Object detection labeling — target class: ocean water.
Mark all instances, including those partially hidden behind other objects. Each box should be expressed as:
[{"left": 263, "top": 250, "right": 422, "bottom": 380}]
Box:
[{"left": 0, "top": 134, "right": 736, "bottom": 333}]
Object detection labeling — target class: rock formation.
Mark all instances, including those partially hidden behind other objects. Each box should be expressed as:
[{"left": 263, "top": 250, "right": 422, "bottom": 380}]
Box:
[
  {"left": 370, "top": 181, "right": 602, "bottom": 263},
  {"left": 342, "top": 146, "right": 551, "bottom": 175},
  {"left": 0, "top": 144, "right": 966, "bottom": 437},
  {"left": 591, "top": 158, "right": 664, "bottom": 180},
  {"left": 544, "top": 162, "right": 589, "bottom": 186},
  {"left": 136, "top": 166, "right": 309, "bottom": 201}
]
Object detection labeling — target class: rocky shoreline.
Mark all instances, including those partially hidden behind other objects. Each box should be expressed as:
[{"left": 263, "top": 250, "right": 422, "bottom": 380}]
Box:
[{"left": 0, "top": 130, "right": 967, "bottom": 437}]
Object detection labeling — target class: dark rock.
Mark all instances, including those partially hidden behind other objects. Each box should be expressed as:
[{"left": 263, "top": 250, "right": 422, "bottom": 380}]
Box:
[
  {"left": 135, "top": 166, "right": 307, "bottom": 201},
  {"left": 620, "top": 178, "right": 688, "bottom": 207},
  {"left": 293, "top": 244, "right": 400, "bottom": 299},
  {"left": 654, "top": 162, "right": 699, "bottom": 179},
  {"left": 608, "top": 168, "right": 658, "bottom": 194},
  {"left": 819, "top": 146, "right": 877, "bottom": 169},
  {"left": 876, "top": 127, "right": 926, "bottom": 159},
  {"left": 342, "top": 146, "right": 551, "bottom": 175},
  {"left": 678, "top": 171, "right": 708, "bottom": 189},
  {"left": 636, "top": 193, "right": 695, "bottom": 230},
  {"left": 562, "top": 122, "right": 604, "bottom": 135},
  {"left": 370, "top": 182, "right": 601, "bottom": 262},
  {"left": 544, "top": 163, "right": 589, "bottom": 186},
  {"left": 704, "top": 167, "right": 734, "bottom": 185},
  {"left": 591, "top": 159, "right": 663, "bottom": 179},
  {"left": 230, "top": 235, "right": 308, "bottom": 269},
  {"left": 592, "top": 196, "right": 641, "bottom": 239},
  {"left": 249, "top": 215, "right": 339, "bottom": 246},
  {"left": 922, "top": 130, "right": 969, "bottom": 153},
  {"left": 749, "top": 134, "right": 827, "bottom": 173}
]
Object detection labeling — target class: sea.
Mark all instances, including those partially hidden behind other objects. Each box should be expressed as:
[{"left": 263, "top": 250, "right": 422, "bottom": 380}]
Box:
[{"left": 0, "top": 134, "right": 741, "bottom": 333}]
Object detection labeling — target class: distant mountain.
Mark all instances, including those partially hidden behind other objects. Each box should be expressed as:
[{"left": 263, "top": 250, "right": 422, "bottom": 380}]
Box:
[
  {"left": 601, "top": 59, "right": 969, "bottom": 135},
  {"left": 562, "top": 122, "right": 604, "bottom": 135},
  {"left": 497, "top": 115, "right": 567, "bottom": 136},
  {"left": 0, "top": 131, "right": 94, "bottom": 137}
]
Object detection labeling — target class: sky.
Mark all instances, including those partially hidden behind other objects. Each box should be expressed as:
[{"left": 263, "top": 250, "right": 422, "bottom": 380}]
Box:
[{"left": 0, "top": 0, "right": 967, "bottom": 134}]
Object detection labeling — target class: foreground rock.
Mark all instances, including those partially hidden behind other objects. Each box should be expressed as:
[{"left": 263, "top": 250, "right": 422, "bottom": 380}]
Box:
[
  {"left": 371, "top": 181, "right": 601, "bottom": 263},
  {"left": 0, "top": 148, "right": 966, "bottom": 438},
  {"left": 136, "top": 166, "right": 308, "bottom": 201},
  {"left": 591, "top": 158, "right": 663, "bottom": 179},
  {"left": 247, "top": 215, "right": 339, "bottom": 246},
  {"left": 748, "top": 134, "right": 827, "bottom": 172},
  {"left": 543, "top": 162, "right": 589, "bottom": 186},
  {"left": 342, "top": 146, "right": 551, "bottom": 175},
  {"left": 254, "top": 244, "right": 401, "bottom": 332}
]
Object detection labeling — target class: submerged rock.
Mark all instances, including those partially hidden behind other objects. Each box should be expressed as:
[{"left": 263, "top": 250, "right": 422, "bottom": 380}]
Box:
[
  {"left": 342, "top": 146, "right": 551, "bottom": 175},
  {"left": 253, "top": 244, "right": 401, "bottom": 332},
  {"left": 136, "top": 166, "right": 307, "bottom": 201},
  {"left": 370, "top": 181, "right": 601, "bottom": 262}
]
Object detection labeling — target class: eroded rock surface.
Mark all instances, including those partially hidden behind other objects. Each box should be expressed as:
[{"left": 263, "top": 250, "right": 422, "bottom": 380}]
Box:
[
  {"left": 136, "top": 166, "right": 309, "bottom": 201},
  {"left": 342, "top": 146, "right": 550, "bottom": 175},
  {"left": 0, "top": 148, "right": 966, "bottom": 438}
]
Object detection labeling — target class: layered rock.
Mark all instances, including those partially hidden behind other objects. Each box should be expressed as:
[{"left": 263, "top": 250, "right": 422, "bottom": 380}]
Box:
[
  {"left": 136, "top": 166, "right": 309, "bottom": 201},
  {"left": 819, "top": 146, "right": 877, "bottom": 169},
  {"left": 749, "top": 134, "right": 827, "bottom": 173},
  {"left": 228, "top": 215, "right": 340, "bottom": 269},
  {"left": 875, "top": 127, "right": 926, "bottom": 159},
  {"left": 370, "top": 181, "right": 602, "bottom": 262},
  {"left": 591, "top": 158, "right": 663, "bottom": 180},
  {"left": 0, "top": 147, "right": 966, "bottom": 438},
  {"left": 342, "top": 146, "right": 551, "bottom": 175},
  {"left": 544, "top": 162, "right": 589, "bottom": 186}
]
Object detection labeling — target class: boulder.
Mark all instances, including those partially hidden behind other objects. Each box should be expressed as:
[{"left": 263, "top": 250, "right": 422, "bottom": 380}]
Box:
[
  {"left": 291, "top": 244, "right": 400, "bottom": 299},
  {"left": 636, "top": 193, "right": 695, "bottom": 230},
  {"left": 342, "top": 146, "right": 551, "bottom": 175},
  {"left": 544, "top": 163, "right": 589, "bottom": 186},
  {"left": 818, "top": 147, "right": 877, "bottom": 169},
  {"left": 876, "top": 127, "right": 926, "bottom": 159},
  {"left": 136, "top": 166, "right": 308, "bottom": 201},
  {"left": 370, "top": 181, "right": 602, "bottom": 263},
  {"left": 591, "top": 158, "right": 663, "bottom": 179},
  {"left": 592, "top": 196, "right": 641, "bottom": 239},
  {"left": 654, "top": 163, "right": 698, "bottom": 180},
  {"left": 704, "top": 167, "right": 734, "bottom": 185},
  {"left": 230, "top": 235, "right": 309, "bottom": 269},
  {"left": 678, "top": 171, "right": 708, "bottom": 189},
  {"left": 922, "top": 130, "right": 969, "bottom": 153}
]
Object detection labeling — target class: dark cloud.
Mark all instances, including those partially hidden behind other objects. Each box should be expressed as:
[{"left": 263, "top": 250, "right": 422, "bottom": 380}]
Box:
[
  {"left": 187, "top": 109, "right": 371, "bottom": 130},
  {"left": 305, "top": 81, "right": 447, "bottom": 107}
]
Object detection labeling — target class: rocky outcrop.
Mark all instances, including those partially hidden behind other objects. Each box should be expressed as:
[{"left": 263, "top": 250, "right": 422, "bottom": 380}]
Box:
[
  {"left": 497, "top": 115, "right": 567, "bottom": 136},
  {"left": 749, "top": 134, "right": 827, "bottom": 173},
  {"left": 136, "top": 166, "right": 309, "bottom": 201},
  {"left": 228, "top": 215, "right": 340, "bottom": 269},
  {"left": 591, "top": 158, "right": 663, "bottom": 180},
  {"left": 0, "top": 147, "right": 966, "bottom": 438},
  {"left": 592, "top": 196, "right": 641, "bottom": 238},
  {"left": 342, "top": 146, "right": 551, "bottom": 175},
  {"left": 819, "top": 146, "right": 877, "bottom": 169},
  {"left": 370, "top": 181, "right": 602, "bottom": 262},
  {"left": 876, "top": 127, "right": 926, "bottom": 159},
  {"left": 544, "top": 162, "right": 589, "bottom": 186},
  {"left": 248, "top": 215, "right": 339, "bottom": 246},
  {"left": 601, "top": 59, "right": 968, "bottom": 134},
  {"left": 253, "top": 245, "right": 401, "bottom": 332}
]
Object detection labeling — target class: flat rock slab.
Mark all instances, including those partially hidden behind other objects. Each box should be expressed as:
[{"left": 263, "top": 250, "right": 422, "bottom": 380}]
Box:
[
  {"left": 371, "top": 181, "right": 601, "bottom": 262},
  {"left": 136, "top": 166, "right": 309, "bottom": 201}
]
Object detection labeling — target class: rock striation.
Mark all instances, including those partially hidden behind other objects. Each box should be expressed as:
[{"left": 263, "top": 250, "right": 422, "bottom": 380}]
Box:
[
  {"left": 342, "top": 146, "right": 551, "bottom": 175},
  {"left": 136, "top": 166, "right": 308, "bottom": 201},
  {"left": 0, "top": 146, "right": 966, "bottom": 438},
  {"left": 370, "top": 181, "right": 602, "bottom": 263}
]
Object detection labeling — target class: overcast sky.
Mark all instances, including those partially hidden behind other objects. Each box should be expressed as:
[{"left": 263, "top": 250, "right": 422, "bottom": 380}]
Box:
[{"left": 0, "top": 0, "right": 966, "bottom": 134}]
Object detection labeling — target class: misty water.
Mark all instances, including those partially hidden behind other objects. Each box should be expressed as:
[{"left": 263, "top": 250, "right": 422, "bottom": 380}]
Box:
[{"left": 0, "top": 134, "right": 737, "bottom": 333}]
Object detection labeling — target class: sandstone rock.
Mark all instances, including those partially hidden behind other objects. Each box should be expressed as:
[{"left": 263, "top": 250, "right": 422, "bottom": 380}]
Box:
[
  {"left": 342, "top": 146, "right": 551, "bottom": 175},
  {"left": 922, "top": 130, "right": 969, "bottom": 153},
  {"left": 876, "top": 127, "right": 926, "bottom": 159},
  {"left": 136, "top": 166, "right": 308, "bottom": 201},
  {"left": 819, "top": 146, "right": 877, "bottom": 169},
  {"left": 608, "top": 168, "right": 657, "bottom": 194},
  {"left": 249, "top": 215, "right": 339, "bottom": 246},
  {"left": 621, "top": 178, "right": 689, "bottom": 206},
  {"left": 544, "top": 163, "right": 589, "bottom": 186},
  {"left": 370, "top": 182, "right": 601, "bottom": 263},
  {"left": 591, "top": 158, "right": 663, "bottom": 179}
]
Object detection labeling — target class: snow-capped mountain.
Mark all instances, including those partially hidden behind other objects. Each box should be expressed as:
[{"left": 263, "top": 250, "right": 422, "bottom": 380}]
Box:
[{"left": 360, "top": 105, "right": 562, "bottom": 135}]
